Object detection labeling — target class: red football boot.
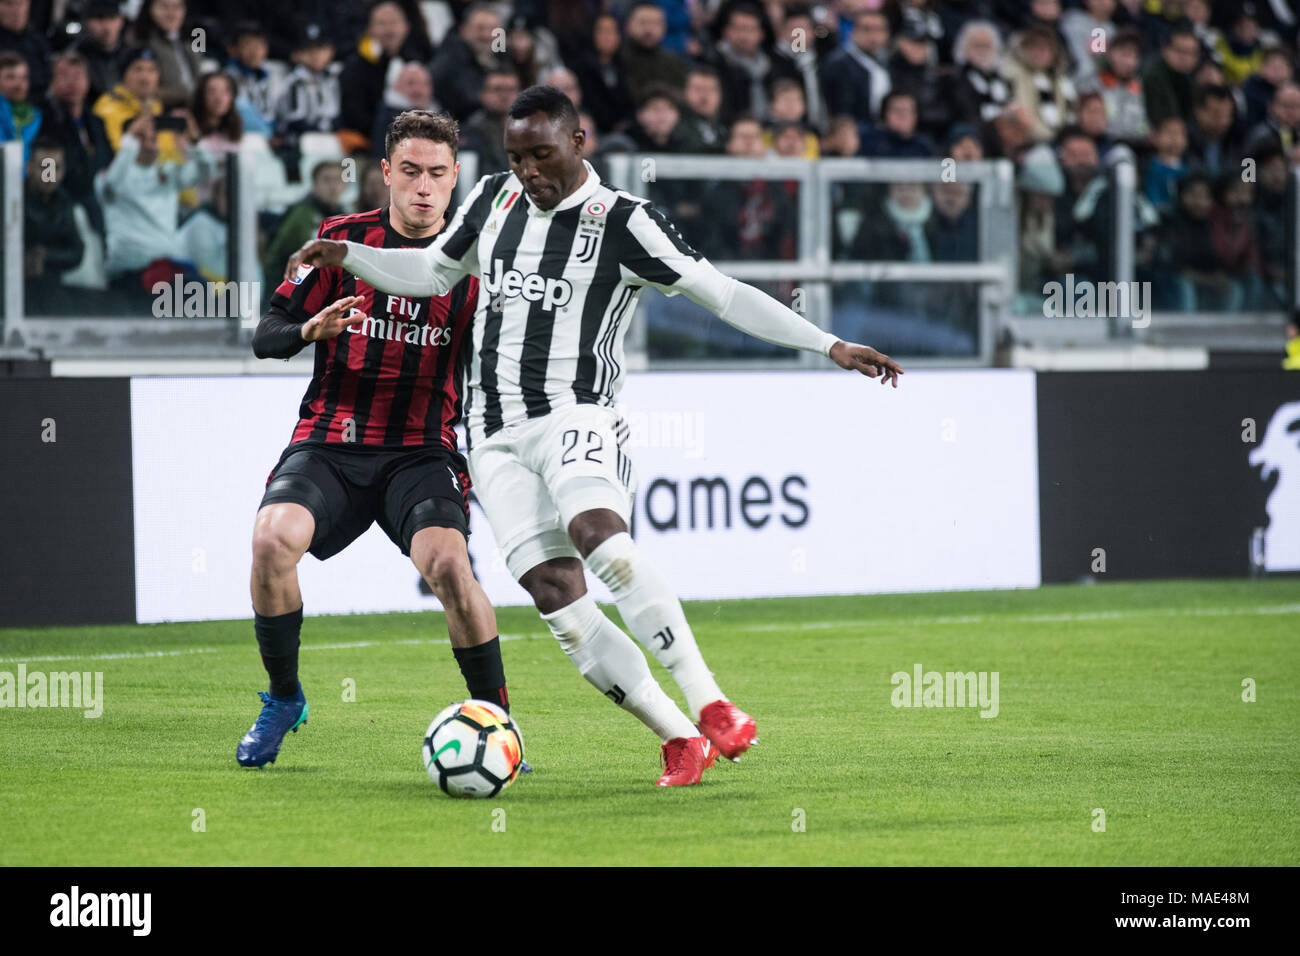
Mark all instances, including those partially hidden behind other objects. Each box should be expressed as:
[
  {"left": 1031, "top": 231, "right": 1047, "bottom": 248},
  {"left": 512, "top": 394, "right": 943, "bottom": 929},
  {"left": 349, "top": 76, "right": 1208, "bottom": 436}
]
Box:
[
  {"left": 656, "top": 735, "right": 708, "bottom": 786},
  {"left": 697, "top": 700, "right": 757, "bottom": 761}
]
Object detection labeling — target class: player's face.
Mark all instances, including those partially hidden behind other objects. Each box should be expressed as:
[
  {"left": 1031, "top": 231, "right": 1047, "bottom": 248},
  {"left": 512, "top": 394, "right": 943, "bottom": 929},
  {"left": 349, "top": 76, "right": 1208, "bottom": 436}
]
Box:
[
  {"left": 383, "top": 137, "right": 459, "bottom": 237},
  {"left": 504, "top": 114, "right": 585, "bottom": 211}
]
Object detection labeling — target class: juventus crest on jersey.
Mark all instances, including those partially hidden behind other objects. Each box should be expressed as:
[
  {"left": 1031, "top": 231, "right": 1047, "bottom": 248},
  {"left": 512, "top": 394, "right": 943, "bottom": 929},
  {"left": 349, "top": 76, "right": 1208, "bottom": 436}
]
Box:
[{"left": 425, "top": 160, "right": 731, "bottom": 448}]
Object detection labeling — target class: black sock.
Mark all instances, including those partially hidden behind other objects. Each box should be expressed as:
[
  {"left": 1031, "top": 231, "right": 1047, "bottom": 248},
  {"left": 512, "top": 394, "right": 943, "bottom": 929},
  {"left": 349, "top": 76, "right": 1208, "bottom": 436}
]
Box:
[
  {"left": 255, "top": 607, "right": 303, "bottom": 699},
  {"left": 453, "top": 636, "right": 509, "bottom": 712}
]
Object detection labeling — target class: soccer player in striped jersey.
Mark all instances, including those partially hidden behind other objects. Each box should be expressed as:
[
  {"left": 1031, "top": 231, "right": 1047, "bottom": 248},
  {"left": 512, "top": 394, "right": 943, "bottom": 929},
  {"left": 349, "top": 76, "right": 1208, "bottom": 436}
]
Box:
[
  {"left": 288, "top": 86, "right": 903, "bottom": 786},
  {"left": 237, "top": 111, "right": 523, "bottom": 770}
]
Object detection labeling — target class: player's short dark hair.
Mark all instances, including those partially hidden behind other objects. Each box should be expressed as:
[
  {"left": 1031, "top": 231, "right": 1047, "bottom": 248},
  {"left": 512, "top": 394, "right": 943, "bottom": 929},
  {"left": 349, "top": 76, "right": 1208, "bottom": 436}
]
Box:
[
  {"left": 507, "top": 84, "right": 579, "bottom": 130},
  {"left": 385, "top": 109, "right": 460, "bottom": 160}
]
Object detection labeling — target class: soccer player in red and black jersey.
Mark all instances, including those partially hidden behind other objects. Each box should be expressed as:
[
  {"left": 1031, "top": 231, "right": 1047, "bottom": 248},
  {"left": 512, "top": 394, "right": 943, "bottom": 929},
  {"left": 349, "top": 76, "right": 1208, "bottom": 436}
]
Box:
[{"left": 236, "top": 111, "right": 517, "bottom": 769}]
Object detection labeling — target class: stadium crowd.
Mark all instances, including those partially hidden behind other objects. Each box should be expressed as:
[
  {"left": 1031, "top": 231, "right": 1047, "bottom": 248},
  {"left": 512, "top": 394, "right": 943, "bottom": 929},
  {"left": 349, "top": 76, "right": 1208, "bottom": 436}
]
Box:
[{"left": 4, "top": 0, "right": 1300, "bottom": 318}]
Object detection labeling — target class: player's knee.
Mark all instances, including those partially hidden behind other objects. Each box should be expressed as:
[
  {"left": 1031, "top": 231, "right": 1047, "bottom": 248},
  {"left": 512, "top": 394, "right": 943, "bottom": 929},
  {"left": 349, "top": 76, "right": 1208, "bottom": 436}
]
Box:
[
  {"left": 567, "top": 508, "right": 627, "bottom": 557},
  {"left": 251, "top": 515, "right": 310, "bottom": 575},
  {"left": 421, "top": 549, "right": 474, "bottom": 607},
  {"left": 519, "top": 560, "right": 585, "bottom": 615}
]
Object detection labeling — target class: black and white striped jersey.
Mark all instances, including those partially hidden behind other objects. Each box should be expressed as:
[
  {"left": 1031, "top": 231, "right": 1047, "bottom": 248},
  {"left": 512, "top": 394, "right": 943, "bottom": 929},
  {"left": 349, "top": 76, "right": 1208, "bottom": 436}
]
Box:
[{"left": 340, "top": 159, "right": 837, "bottom": 447}]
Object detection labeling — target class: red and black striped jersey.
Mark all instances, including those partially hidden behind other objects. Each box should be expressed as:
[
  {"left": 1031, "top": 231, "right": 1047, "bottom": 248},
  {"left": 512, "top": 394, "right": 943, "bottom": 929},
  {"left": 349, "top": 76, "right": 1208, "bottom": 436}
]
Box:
[{"left": 256, "top": 206, "right": 478, "bottom": 450}]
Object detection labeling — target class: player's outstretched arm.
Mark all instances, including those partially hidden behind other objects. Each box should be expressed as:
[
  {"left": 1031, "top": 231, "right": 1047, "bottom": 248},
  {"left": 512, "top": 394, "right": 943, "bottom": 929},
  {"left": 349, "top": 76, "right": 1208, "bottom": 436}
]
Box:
[
  {"left": 622, "top": 202, "right": 902, "bottom": 387},
  {"left": 692, "top": 272, "right": 903, "bottom": 387},
  {"left": 284, "top": 239, "right": 451, "bottom": 298}
]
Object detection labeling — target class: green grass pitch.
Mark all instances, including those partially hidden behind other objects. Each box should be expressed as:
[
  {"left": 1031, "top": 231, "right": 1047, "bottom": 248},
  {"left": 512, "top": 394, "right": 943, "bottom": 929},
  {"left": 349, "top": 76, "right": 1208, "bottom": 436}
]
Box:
[{"left": 1, "top": 579, "right": 1296, "bottom": 866}]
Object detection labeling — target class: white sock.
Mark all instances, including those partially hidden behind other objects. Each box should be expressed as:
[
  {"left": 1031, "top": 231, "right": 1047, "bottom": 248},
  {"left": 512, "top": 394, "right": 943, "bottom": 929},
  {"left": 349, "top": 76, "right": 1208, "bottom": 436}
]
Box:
[
  {"left": 585, "top": 533, "right": 725, "bottom": 720},
  {"left": 541, "top": 594, "right": 698, "bottom": 742}
]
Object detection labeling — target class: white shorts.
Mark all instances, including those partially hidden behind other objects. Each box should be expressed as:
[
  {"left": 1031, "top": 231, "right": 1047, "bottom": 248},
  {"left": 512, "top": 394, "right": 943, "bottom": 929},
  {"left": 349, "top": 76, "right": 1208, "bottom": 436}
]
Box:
[{"left": 468, "top": 404, "right": 636, "bottom": 579}]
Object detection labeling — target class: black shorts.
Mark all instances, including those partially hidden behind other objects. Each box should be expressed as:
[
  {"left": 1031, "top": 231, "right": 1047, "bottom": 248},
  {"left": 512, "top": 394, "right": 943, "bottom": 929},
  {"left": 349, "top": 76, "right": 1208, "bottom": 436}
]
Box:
[{"left": 259, "top": 442, "right": 472, "bottom": 560}]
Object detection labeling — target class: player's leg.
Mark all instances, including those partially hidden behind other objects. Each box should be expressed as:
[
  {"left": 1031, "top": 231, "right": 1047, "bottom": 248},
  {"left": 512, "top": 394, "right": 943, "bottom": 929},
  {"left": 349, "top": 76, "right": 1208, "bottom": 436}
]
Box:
[
  {"left": 239, "top": 447, "right": 365, "bottom": 767},
  {"left": 379, "top": 449, "right": 514, "bottom": 713},
  {"left": 543, "top": 408, "right": 757, "bottom": 761},
  {"left": 470, "top": 435, "right": 709, "bottom": 785}
]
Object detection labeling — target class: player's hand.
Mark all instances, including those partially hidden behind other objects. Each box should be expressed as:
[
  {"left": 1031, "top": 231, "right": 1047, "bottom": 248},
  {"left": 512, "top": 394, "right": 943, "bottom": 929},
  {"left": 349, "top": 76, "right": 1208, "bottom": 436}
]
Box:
[
  {"left": 300, "top": 295, "right": 365, "bottom": 342},
  {"left": 285, "top": 239, "right": 348, "bottom": 283},
  {"left": 829, "top": 340, "right": 903, "bottom": 387}
]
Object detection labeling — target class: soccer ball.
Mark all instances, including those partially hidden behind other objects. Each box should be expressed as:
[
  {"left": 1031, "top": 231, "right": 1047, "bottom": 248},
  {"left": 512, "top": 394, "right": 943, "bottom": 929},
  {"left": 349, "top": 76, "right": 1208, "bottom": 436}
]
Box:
[{"left": 422, "top": 700, "right": 525, "bottom": 798}]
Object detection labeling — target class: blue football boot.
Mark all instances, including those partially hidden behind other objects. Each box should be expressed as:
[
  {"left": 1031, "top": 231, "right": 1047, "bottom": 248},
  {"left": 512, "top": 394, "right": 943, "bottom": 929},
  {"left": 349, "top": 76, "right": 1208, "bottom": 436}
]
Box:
[{"left": 237, "top": 687, "right": 308, "bottom": 767}]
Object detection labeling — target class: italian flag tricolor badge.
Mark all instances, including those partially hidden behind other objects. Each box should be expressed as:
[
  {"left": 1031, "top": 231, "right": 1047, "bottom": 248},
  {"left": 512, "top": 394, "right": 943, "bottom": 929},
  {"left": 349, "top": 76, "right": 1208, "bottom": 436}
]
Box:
[{"left": 494, "top": 188, "right": 519, "bottom": 211}]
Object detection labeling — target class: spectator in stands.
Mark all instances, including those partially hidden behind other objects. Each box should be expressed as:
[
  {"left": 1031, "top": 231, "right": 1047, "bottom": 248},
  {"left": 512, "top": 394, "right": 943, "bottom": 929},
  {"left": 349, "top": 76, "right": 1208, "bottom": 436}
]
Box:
[
  {"left": 1143, "top": 23, "right": 1199, "bottom": 128},
  {"left": 340, "top": 1, "right": 422, "bottom": 153},
  {"left": 1143, "top": 114, "right": 1187, "bottom": 213},
  {"left": 627, "top": 83, "right": 685, "bottom": 153},
  {"left": 1076, "top": 90, "right": 1116, "bottom": 160},
  {"left": 620, "top": 1, "right": 685, "bottom": 103},
  {"left": 1060, "top": 0, "right": 1115, "bottom": 84},
  {"left": 542, "top": 67, "right": 582, "bottom": 114},
  {"left": 945, "top": 123, "right": 984, "bottom": 161},
  {"left": 860, "top": 90, "right": 935, "bottom": 158},
  {"left": 1243, "top": 46, "right": 1292, "bottom": 132},
  {"left": 1091, "top": 27, "right": 1147, "bottom": 145},
  {"left": 0, "top": 49, "right": 40, "bottom": 160},
  {"left": 822, "top": 114, "right": 859, "bottom": 157},
  {"left": 1186, "top": 84, "right": 1240, "bottom": 178},
  {"left": 1016, "top": 143, "right": 1067, "bottom": 296},
  {"left": 507, "top": 13, "right": 562, "bottom": 91},
  {"left": 191, "top": 71, "right": 242, "bottom": 154},
  {"left": 1254, "top": 144, "right": 1289, "bottom": 307},
  {"left": 1245, "top": 82, "right": 1300, "bottom": 156},
  {"left": 72, "top": 0, "right": 130, "bottom": 101},
  {"left": 572, "top": 12, "right": 634, "bottom": 135},
  {"left": 579, "top": 107, "right": 634, "bottom": 180},
  {"left": 1209, "top": 173, "right": 1262, "bottom": 309},
  {"left": 949, "top": 20, "right": 1012, "bottom": 126},
  {"left": 223, "top": 21, "right": 279, "bottom": 138},
  {"left": 371, "top": 62, "right": 438, "bottom": 157},
  {"left": 131, "top": 0, "right": 206, "bottom": 110},
  {"left": 928, "top": 180, "right": 978, "bottom": 261},
  {"left": 430, "top": 2, "right": 507, "bottom": 122},
  {"left": 821, "top": 9, "right": 891, "bottom": 126},
  {"left": 38, "top": 51, "right": 110, "bottom": 230},
  {"left": 1006, "top": 23, "right": 1077, "bottom": 144},
  {"left": 262, "top": 158, "right": 344, "bottom": 287},
  {"left": 676, "top": 63, "right": 725, "bottom": 154},
  {"left": 98, "top": 111, "right": 208, "bottom": 298},
  {"left": 770, "top": 3, "right": 826, "bottom": 133},
  {"left": 771, "top": 120, "right": 814, "bottom": 158},
  {"left": 1182, "top": 0, "right": 1222, "bottom": 63},
  {"left": 763, "top": 77, "right": 816, "bottom": 153},
  {"left": 982, "top": 101, "right": 1034, "bottom": 162},
  {"left": 1216, "top": 8, "right": 1262, "bottom": 88},
  {"left": 0, "top": 0, "right": 50, "bottom": 95},
  {"left": 1054, "top": 126, "right": 1105, "bottom": 281},
  {"left": 178, "top": 173, "right": 228, "bottom": 281},
  {"left": 700, "top": 114, "right": 796, "bottom": 259},
  {"left": 92, "top": 47, "right": 184, "bottom": 162},
  {"left": 276, "top": 24, "right": 341, "bottom": 146},
  {"left": 23, "top": 139, "right": 84, "bottom": 313},
  {"left": 704, "top": 2, "right": 771, "bottom": 123},
  {"left": 357, "top": 157, "right": 385, "bottom": 212},
  {"left": 1154, "top": 173, "right": 1229, "bottom": 310},
  {"left": 461, "top": 67, "right": 518, "bottom": 174},
  {"left": 890, "top": 17, "right": 949, "bottom": 144}
]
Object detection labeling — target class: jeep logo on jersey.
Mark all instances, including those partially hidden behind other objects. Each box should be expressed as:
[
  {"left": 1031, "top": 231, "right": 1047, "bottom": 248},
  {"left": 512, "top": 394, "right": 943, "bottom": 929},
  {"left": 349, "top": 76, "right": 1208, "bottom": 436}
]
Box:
[{"left": 482, "top": 259, "right": 573, "bottom": 311}]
